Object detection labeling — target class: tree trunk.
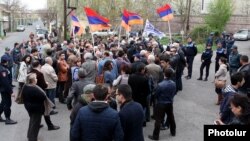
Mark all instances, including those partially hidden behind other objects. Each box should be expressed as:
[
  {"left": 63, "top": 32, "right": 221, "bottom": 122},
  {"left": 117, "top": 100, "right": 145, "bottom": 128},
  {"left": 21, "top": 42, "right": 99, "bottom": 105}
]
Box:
[{"left": 186, "top": 0, "right": 192, "bottom": 33}]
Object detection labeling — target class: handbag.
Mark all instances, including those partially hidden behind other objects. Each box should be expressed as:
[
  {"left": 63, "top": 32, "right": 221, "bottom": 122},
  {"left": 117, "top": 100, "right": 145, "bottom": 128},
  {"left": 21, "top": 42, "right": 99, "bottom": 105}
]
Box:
[
  {"left": 214, "top": 79, "right": 226, "bottom": 89},
  {"left": 15, "top": 84, "right": 25, "bottom": 104},
  {"left": 95, "top": 73, "right": 104, "bottom": 84}
]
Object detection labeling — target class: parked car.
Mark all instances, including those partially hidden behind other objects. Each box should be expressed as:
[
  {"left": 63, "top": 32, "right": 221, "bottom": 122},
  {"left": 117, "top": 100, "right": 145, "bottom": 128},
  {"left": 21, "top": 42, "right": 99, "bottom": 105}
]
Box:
[
  {"left": 16, "top": 25, "right": 25, "bottom": 32},
  {"left": 36, "top": 25, "right": 41, "bottom": 30},
  {"left": 92, "top": 29, "right": 117, "bottom": 36},
  {"left": 233, "top": 29, "right": 250, "bottom": 41},
  {"left": 36, "top": 29, "right": 48, "bottom": 39}
]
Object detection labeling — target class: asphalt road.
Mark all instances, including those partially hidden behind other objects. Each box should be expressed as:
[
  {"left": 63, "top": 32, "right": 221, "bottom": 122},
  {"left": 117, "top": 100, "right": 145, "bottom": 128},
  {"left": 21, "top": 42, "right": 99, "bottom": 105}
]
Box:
[{"left": 0, "top": 27, "right": 249, "bottom": 141}]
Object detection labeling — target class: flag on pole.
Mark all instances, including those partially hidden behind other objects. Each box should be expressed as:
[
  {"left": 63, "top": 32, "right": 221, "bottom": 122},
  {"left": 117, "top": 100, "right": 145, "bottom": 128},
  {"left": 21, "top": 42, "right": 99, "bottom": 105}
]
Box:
[
  {"left": 143, "top": 19, "right": 166, "bottom": 39},
  {"left": 84, "top": 7, "right": 111, "bottom": 32},
  {"left": 121, "top": 9, "right": 143, "bottom": 31},
  {"left": 157, "top": 4, "right": 174, "bottom": 21},
  {"left": 71, "top": 15, "right": 84, "bottom": 36}
]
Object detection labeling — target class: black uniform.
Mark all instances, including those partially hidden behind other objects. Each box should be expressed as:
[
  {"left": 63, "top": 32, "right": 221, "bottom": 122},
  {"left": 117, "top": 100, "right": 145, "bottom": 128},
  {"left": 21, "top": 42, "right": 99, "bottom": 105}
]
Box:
[
  {"left": 0, "top": 64, "right": 13, "bottom": 120},
  {"left": 199, "top": 49, "right": 213, "bottom": 80},
  {"left": 184, "top": 42, "right": 197, "bottom": 78}
]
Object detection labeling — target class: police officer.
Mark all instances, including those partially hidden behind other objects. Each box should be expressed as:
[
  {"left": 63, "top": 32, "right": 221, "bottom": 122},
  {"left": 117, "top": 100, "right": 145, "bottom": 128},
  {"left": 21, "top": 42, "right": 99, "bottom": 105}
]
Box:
[
  {"left": 0, "top": 56, "right": 17, "bottom": 124},
  {"left": 206, "top": 32, "right": 214, "bottom": 47},
  {"left": 197, "top": 44, "right": 213, "bottom": 81},
  {"left": 184, "top": 37, "right": 197, "bottom": 79}
]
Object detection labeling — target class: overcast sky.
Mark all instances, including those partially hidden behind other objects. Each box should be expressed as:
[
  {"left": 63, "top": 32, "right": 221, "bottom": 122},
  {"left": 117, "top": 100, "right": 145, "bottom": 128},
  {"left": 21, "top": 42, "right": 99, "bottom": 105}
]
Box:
[{"left": 20, "top": 0, "right": 47, "bottom": 10}]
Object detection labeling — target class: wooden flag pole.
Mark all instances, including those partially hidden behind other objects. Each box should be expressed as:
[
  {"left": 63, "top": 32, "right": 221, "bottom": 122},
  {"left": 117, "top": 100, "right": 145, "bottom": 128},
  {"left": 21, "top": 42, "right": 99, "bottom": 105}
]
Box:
[
  {"left": 167, "top": 20, "right": 172, "bottom": 44},
  {"left": 91, "top": 32, "right": 96, "bottom": 56},
  {"left": 118, "top": 25, "right": 122, "bottom": 48}
]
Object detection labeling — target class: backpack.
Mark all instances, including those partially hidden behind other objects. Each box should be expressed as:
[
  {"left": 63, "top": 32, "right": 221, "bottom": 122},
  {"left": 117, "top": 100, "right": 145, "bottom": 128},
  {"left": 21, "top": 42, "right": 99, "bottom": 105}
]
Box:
[{"left": 72, "top": 67, "right": 79, "bottom": 82}]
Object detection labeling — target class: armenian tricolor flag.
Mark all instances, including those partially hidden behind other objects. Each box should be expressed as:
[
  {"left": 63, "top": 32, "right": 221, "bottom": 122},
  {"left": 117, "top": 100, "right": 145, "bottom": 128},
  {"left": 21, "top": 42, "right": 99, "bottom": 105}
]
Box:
[
  {"left": 71, "top": 15, "right": 84, "bottom": 36},
  {"left": 84, "top": 7, "right": 111, "bottom": 32},
  {"left": 157, "top": 4, "right": 174, "bottom": 21},
  {"left": 121, "top": 9, "right": 143, "bottom": 31}
]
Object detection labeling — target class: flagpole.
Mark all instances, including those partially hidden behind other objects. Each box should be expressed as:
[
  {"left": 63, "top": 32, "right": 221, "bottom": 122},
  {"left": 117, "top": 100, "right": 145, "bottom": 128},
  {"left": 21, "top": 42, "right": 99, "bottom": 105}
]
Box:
[
  {"left": 167, "top": 20, "right": 172, "bottom": 44},
  {"left": 118, "top": 25, "right": 122, "bottom": 48},
  {"left": 91, "top": 32, "right": 96, "bottom": 56}
]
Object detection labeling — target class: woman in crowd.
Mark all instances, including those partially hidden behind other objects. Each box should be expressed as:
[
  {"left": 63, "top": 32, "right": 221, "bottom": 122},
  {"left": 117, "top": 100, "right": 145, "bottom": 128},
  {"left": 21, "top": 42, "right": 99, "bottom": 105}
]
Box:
[
  {"left": 17, "top": 55, "right": 32, "bottom": 96},
  {"left": 22, "top": 73, "right": 54, "bottom": 141},
  {"left": 214, "top": 57, "right": 228, "bottom": 105},
  {"left": 113, "top": 64, "right": 130, "bottom": 87},
  {"left": 215, "top": 94, "right": 250, "bottom": 125},
  {"left": 103, "top": 60, "right": 115, "bottom": 85}
]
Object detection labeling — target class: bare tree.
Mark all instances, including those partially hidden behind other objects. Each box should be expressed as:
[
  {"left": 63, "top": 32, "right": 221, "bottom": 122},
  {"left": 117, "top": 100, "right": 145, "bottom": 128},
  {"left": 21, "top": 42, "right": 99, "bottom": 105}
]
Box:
[{"left": 241, "top": 0, "right": 250, "bottom": 15}]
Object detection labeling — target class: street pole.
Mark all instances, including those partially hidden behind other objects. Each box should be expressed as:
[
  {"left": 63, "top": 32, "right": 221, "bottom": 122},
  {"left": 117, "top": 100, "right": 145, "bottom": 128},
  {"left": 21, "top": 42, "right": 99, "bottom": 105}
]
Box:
[{"left": 64, "top": 0, "right": 67, "bottom": 40}]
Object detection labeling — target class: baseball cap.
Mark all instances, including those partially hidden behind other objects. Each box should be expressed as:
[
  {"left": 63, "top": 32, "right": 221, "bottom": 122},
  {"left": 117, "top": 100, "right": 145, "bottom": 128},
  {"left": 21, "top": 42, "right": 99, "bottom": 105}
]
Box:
[
  {"left": 133, "top": 53, "right": 141, "bottom": 59},
  {"left": 83, "top": 84, "right": 96, "bottom": 95},
  {"left": 1, "top": 56, "right": 8, "bottom": 63},
  {"left": 5, "top": 47, "right": 10, "bottom": 51},
  {"left": 232, "top": 45, "right": 237, "bottom": 49}
]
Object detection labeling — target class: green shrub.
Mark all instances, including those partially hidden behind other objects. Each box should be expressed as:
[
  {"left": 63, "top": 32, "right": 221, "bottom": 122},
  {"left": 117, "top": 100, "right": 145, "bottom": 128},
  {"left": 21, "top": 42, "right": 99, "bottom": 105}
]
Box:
[{"left": 190, "top": 25, "right": 213, "bottom": 44}]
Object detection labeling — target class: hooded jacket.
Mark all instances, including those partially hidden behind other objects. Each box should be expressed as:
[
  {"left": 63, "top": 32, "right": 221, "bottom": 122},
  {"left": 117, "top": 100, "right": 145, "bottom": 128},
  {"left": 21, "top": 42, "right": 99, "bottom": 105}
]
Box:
[{"left": 70, "top": 101, "right": 124, "bottom": 141}]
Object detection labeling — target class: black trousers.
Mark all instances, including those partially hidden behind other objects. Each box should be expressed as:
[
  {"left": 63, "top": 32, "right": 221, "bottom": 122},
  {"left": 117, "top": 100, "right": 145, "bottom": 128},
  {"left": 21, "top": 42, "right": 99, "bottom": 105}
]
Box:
[
  {"left": 27, "top": 112, "right": 42, "bottom": 141},
  {"left": 153, "top": 103, "right": 176, "bottom": 138},
  {"left": 186, "top": 56, "right": 195, "bottom": 77},
  {"left": 44, "top": 115, "right": 53, "bottom": 128},
  {"left": 57, "top": 81, "right": 66, "bottom": 102},
  {"left": 0, "top": 92, "right": 11, "bottom": 119},
  {"left": 199, "top": 62, "right": 210, "bottom": 78}
]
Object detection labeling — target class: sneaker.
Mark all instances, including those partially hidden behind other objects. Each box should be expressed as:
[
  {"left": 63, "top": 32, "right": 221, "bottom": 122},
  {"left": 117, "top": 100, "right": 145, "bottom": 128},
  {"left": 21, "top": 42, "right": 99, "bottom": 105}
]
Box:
[
  {"left": 197, "top": 77, "right": 202, "bottom": 80},
  {"left": 50, "top": 110, "right": 58, "bottom": 115},
  {"left": 0, "top": 117, "right": 6, "bottom": 122},
  {"left": 5, "top": 119, "right": 17, "bottom": 125},
  {"left": 148, "top": 135, "right": 159, "bottom": 140},
  {"left": 48, "top": 125, "right": 60, "bottom": 131}
]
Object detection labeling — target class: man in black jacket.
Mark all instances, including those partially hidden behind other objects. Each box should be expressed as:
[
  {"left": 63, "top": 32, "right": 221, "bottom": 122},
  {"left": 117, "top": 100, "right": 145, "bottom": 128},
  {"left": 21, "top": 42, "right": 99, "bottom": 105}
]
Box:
[
  {"left": 116, "top": 84, "right": 144, "bottom": 141},
  {"left": 237, "top": 55, "right": 250, "bottom": 97},
  {"left": 0, "top": 57, "right": 17, "bottom": 124}
]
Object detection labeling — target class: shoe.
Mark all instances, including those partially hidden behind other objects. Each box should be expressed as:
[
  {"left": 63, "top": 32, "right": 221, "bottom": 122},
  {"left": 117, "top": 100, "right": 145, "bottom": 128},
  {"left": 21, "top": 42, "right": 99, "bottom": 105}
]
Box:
[
  {"left": 185, "top": 76, "right": 191, "bottom": 79},
  {"left": 39, "top": 124, "right": 44, "bottom": 128},
  {"left": 197, "top": 77, "right": 202, "bottom": 80},
  {"left": 59, "top": 100, "right": 66, "bottom": 104},
  {"left": 50, "top": 110, "right": 58, "bottom": 115},
  {"left": 171, "top": 132, "right": 176, "bottom": 136},
  {"left": 5, "top": 119, "right": 17, "bottom": 125},
  {"left": 48, "top": 125, "right": 60, "bottom": 131},
  {"left": 0, "top": 117, "right": 6, "bottom": 122},
  {"left": 11, "top": 84, "right": 15, "bottom": 87},
  {"left": 148, "top": 135, "right": 159, "bottom": 140},
  {"left": 160, "top": 125, "right": 169, "bottom": 130},
  {"left": 151, "top": 115, "right": 155, "bottom": 120},
  {"left": 204, "top": 78, "right": 208, "bottom": 81}
]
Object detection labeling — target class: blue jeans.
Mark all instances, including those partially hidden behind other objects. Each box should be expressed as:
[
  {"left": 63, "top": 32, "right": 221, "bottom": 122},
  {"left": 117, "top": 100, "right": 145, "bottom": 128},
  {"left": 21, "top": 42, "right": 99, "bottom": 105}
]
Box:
[
  {"left": 46, "top": 88, "right": 56, "bottom": 104},
  {"left": 12, "top": 63, "right": 18, "bottom": 80}
]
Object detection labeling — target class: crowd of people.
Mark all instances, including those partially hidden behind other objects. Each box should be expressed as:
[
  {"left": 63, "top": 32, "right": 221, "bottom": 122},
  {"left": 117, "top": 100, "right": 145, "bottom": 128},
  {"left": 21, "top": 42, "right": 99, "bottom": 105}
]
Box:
[{"left": 0, "top": 30, "right": 249, "bottom": 141}]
